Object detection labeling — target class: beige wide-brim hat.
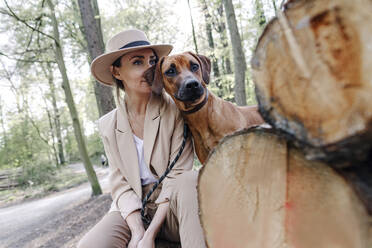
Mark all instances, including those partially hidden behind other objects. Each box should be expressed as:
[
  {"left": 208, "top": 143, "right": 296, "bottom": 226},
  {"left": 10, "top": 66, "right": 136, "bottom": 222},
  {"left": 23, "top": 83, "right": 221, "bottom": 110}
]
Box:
[{"left": 91, "top": 29, "right": 173, "bottom": 86}]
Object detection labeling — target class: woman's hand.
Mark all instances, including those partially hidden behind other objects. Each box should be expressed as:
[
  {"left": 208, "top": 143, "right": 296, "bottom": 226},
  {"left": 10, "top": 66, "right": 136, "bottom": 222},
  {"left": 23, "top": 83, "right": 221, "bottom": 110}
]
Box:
[
  {"left": 136, "top": 201, "right": 169, "bottom": 248},
  {"left": 128, "top": 232, "right": 145, "bottom": 248},
  {"left": 137, "top": 232, "right": 156, "bottom": 248},
  {"left": 126, "top": 210, "right": 145, "bottom": 248}
]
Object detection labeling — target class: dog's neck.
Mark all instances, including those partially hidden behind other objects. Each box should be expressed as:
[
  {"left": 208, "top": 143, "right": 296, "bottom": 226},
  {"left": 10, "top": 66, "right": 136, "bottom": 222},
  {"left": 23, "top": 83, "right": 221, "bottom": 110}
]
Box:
[
  {"left": 179, "top": 91, "right": 219, "bottom": 164},
  {"left": 180, "top": 90, "right": 209, "bottom": 115}
]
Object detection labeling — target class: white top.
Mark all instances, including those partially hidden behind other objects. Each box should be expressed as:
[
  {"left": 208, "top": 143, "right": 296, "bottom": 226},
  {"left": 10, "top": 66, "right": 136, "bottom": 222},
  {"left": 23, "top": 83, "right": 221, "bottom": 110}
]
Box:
[{"left": 132, "top": 134, "right": 158, "bottom": 185}]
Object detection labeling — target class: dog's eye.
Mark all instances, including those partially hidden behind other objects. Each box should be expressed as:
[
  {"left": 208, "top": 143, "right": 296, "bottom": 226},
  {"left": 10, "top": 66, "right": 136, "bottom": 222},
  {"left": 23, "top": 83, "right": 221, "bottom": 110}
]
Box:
[
  {"left": 165, "top": 68, "right": 177, "bottom": 77},
  {"left": 149, "top": 59, "right": 157, "bottom": 65},
  {"left": 190, "top": 63, "right": 199, "bottom": 72}
]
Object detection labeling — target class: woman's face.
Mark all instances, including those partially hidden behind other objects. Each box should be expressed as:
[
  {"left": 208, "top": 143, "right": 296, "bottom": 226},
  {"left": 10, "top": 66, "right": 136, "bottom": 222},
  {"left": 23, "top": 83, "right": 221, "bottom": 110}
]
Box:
[{"left": 112, "top": 48, "right": 157, "bottom": 95}]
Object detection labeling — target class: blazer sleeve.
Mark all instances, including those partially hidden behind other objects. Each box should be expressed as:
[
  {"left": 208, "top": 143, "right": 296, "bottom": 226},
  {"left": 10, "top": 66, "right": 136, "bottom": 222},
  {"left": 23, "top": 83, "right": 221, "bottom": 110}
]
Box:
[
  {"left": 99, "top": 122, "right": 142, "bottom": 221},
  {"left": 155, "top": 108, "right": 194, "bottom": 204}
]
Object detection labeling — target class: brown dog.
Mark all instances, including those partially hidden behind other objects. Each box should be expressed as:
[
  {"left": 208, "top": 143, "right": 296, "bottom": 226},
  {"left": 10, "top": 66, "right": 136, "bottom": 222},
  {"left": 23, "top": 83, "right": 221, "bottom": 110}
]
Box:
[{"left": 144, "top": 52, "right": 264, "bottom": 164}]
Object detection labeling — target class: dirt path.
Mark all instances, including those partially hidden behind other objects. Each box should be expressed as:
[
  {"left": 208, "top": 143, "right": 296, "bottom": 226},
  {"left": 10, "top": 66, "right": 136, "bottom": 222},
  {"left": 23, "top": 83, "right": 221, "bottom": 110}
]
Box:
[{"left": 0, "top": 166, "right": 111, "bottom": 248}]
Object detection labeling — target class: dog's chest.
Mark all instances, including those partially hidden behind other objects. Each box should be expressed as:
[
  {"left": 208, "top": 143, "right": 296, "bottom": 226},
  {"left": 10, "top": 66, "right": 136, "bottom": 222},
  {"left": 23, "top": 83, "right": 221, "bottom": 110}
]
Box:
[{"left": 191, "top": 123, "right": 221, "bottom": 152}]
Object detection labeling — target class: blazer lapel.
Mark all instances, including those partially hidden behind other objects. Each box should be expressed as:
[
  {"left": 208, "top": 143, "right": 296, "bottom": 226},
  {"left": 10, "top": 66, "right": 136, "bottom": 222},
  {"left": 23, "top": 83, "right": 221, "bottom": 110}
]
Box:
[
  {"left": 115, "top": 101, "right": 142, "bottom": 197},
  {"left": 143, "top": 94, "right": 161, "bottom": 170}
]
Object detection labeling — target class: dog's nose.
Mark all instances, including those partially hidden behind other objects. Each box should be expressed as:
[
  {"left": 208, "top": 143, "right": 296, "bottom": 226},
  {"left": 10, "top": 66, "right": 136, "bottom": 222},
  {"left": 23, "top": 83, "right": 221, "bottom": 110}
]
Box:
[{"left": 185, "top": 80, "right": 200, "bottom": 89}]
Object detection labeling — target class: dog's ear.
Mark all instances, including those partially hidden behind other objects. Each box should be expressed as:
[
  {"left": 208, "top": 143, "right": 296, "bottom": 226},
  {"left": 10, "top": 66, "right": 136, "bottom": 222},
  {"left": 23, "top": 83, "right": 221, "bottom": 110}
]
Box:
[
  {"left": 188, "top": 52, "right": 211, "bottom": 84},
  {"left": 197, "top": 54, "right": 211, "bottom": 85},
  {"left": 143, "top": 57, "right": 165, "bottom": 95}
]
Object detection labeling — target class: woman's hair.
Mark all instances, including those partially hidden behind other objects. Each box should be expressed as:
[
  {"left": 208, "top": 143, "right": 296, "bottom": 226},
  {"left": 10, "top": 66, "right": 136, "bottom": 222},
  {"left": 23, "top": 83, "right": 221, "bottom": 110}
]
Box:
[
  {"left": 111, "top": 48, "right": 158, "bottom": 102},
  {"left": 112, "top": 57, "right": 125, "bottom": 91}
]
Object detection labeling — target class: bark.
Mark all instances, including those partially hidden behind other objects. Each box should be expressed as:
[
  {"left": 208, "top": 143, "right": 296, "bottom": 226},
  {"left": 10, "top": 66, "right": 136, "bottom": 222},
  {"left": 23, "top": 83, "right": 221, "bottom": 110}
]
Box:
[
  {"left": 187, "top": 0, "right": 199, "bottom": 54},
  {"left": 198, "top": 127, "right": 372, "bottom": 248},
  {"left": 45, "top": 104, "right": 60, "bottom": 167},
  {"left": 77, "top": 0, "right": 116, "bottom": 117},
  {"left": 251, "top": 0, "right": 372, "bottom": 163},
  {"left": 272, "top": 0, "right": 277, "bottom": 11},
  {"left": 214, "top": 3, "right": 232, "bottom": 74},
  {"left": 200, "top": 0, "right": 220, "bottom": 78},
  {"left": 90, "top": 0, "right": 104, "bottom": 48},
  {"left": 222, "top": 0, "right": 247, "bottom": 106},
  {"left": 200, "top": 0, "right": 223, "bottom": 96},
  {"left": 46, "top": 0, "right": 102, "bottom": 195},
  {"left": 44, "top": 62, "right": 65, "bottom": 166}
]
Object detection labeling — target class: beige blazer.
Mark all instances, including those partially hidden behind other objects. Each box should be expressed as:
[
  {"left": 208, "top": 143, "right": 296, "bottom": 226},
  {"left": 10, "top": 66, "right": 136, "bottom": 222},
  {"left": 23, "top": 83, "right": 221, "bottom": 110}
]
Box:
[{"left": 97, "top": 92, "right": 194, "bottom": 220}]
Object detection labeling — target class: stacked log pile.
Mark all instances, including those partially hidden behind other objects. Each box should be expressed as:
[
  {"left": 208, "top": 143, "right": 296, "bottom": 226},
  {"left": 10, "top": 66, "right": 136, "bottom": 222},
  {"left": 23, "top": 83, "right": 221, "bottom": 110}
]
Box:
[{"left": 198, "top": 0, "right": 372, "bottom": 247}]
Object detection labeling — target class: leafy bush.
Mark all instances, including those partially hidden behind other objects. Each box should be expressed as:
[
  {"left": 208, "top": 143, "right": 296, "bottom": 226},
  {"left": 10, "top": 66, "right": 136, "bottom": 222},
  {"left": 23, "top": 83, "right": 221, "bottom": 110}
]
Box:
[{"left": 17, "top": 161, "right": 56, "bottom": 187}]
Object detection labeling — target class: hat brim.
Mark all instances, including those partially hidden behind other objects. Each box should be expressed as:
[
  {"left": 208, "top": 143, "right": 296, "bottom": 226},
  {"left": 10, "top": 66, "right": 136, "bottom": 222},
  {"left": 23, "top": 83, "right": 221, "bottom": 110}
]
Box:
[{"left": 91, "top": 44, "right": 173, "bottom": 86}]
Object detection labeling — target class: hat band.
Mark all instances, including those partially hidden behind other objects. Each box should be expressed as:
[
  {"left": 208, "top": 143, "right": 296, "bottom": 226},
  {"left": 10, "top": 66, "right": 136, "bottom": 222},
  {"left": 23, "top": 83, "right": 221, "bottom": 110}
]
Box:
[{"left": 120, "top": 40, "right": 150, "bottom": 50}]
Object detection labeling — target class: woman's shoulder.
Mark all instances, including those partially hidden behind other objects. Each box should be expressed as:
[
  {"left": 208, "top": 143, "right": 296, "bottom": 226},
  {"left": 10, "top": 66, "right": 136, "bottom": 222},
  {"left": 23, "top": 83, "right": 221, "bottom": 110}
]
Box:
[
  {"left": 159, "top": 91, "right": 180, "bottom": 118},
  {"left": 97, "top": 108, "right": 118, "bottom": 136}
]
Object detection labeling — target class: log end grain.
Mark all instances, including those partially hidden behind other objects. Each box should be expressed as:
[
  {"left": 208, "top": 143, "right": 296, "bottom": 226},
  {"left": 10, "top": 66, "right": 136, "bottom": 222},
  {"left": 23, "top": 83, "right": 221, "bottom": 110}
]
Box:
[
  {"left": 198, "top": 128, "right": 372, "bottom": 248},
  {"left": 251, "top": 0, "right": 372, "bottom": 163}
]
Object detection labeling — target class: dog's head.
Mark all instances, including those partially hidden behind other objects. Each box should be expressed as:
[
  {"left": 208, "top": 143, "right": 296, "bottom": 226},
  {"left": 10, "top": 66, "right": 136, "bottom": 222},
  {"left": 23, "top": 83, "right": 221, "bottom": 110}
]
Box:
[{"left": 144, "top": 52, "right": 211, "bottom": 105}]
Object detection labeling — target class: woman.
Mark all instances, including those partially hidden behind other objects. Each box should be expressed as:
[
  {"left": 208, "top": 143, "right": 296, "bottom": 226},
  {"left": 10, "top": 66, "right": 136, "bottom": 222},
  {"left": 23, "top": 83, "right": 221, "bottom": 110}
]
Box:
[{"left": 78, "top": 29, "right": 206, "bottom": 248}]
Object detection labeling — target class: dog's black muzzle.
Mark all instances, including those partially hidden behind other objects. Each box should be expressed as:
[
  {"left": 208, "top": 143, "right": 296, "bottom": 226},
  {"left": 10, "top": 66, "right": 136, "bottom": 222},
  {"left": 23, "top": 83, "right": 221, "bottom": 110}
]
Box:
[{"left": 175, "top": 78, "right": 204, "bottom": 102}]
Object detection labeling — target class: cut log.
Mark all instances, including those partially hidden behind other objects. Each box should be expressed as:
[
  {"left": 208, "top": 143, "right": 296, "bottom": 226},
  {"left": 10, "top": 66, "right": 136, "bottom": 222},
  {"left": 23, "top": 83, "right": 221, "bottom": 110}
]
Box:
[
  {"left": 251, "top": 0, "right": 372, "bottom": 163},
  {"left": 198, "top": 128, "right": 372, "bottom": 248}
]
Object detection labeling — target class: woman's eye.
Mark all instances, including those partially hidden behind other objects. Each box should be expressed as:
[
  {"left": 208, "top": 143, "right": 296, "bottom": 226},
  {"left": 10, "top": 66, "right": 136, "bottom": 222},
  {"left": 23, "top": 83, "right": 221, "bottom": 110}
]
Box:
[
  {"left": 191, "top": 63, "right": 199, "bottom": 72},
  {"left": 149, "top": 59, "right": 157, "bottom": 65},
  {"left": 165, "top": 68, "right": 176, "bottom": 76},
  {"left": 133, "top": 60, "right": 142, "bottom": 65}
]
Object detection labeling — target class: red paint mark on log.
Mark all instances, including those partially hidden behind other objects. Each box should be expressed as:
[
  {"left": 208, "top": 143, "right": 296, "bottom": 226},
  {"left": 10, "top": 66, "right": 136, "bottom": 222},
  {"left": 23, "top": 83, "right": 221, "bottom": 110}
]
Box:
[{"left": 285, "top": 201, "right": 293, "bottom": 209}]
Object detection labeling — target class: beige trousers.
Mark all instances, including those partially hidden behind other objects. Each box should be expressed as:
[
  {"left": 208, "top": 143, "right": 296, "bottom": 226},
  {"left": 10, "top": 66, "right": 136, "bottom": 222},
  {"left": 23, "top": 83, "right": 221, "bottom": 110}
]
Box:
[{"left": 78, "top": 170, "right": 206, "bottom": 248}]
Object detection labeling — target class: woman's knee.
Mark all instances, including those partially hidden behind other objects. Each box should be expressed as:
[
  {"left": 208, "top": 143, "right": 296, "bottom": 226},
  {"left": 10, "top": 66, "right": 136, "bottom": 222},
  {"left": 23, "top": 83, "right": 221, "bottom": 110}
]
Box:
[
  {"left": 172, "top": 170, "right": 199, "bottom": 200},
  {"left": 175, "top": 170, "right": 198, "bottom": 188},
  {"left": 78, "top": 233, "right": 126, "bottom": 248},
  {"left": 77, "top": 212, "right": 130, "bottom": 248}
]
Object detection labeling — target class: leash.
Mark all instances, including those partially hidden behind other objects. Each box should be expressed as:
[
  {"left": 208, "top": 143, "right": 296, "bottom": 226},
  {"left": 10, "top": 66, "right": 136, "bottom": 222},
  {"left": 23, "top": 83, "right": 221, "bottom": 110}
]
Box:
[{"left": 141, "top": 123, "right": 190, "bottom": 224}]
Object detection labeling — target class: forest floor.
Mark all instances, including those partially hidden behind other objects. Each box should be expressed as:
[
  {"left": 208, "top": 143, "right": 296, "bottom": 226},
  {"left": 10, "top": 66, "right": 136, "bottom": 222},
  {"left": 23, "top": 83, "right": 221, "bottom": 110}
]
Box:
[
  {"left": 0, "top": 163, "right": 112, "bottom": 248},
  {"left": 0, "top": 164, "right": 180, "bottom": 248},
  {"left": 0, "top": 163, "right": 102, "bottom": 208}
]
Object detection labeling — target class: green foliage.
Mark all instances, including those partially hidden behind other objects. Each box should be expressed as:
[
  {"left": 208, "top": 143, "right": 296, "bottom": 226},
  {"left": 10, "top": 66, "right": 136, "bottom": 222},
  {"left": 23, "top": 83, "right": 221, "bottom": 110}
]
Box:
[
  {"left": 209, "top": 74, "right": 235, "bottom": 102},
  {"left": 86, "top": 131, "right": 104, "bottom": 158},
  {"left": 0, "top": 116, "right": 50, "bottom": 169},
  {"left": 101, "top": 0, "right": 180, "bottom": 45},
  {"left": 17, "top": 160, "right": 56, "bottom": 186},
  {"left": 245, "top": 71, "right": 257, "bottom": 105}
]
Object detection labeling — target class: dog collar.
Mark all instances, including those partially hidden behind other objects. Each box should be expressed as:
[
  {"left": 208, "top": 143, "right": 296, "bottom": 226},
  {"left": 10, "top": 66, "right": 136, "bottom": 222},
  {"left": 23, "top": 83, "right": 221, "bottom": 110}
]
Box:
[{"left": 181, "top": 89, "right": 209, "bottom": 115}]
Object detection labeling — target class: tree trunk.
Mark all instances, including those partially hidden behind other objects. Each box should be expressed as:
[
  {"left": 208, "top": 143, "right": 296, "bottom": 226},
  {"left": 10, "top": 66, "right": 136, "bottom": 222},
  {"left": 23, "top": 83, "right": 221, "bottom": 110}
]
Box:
[
  {"left": 251, "top": 0, "right": 372, "bottom": 163},
  {"left": 200, "top": 0, "right": 223, "bottom": 96},
  {"left": 200, "top": 0, "right": 220, "bottom": 78},
  {"left": 187, "top": 0, "right": 199, "bottom": 54},
  {"left": 91, "top": 0, "right": 105, "bottom": 48},
  {"left": 198, "top": 128, "right": 372, "bottom": 248},
  {"left": 222, "top": 0, "right": 247, "bottom": 106},
  {"left": 215, "top": 3, "right": 232, "bottom": 74},
  {"left": 272, "top": 0, "right": 277, "bottom": 12},
  {"left": 45, "top": 105, "right": 60, "bottom": 167},
  {"left": 44, "top": 62, "right": 66, "bottom": 166},
  {"left": 0, "top": 98, "right": 7, "bottom": 151},
  {"left": 77, "top": 0, "right": 116, "bottom": 117},
  {"left": 46, "top": 0, "right": 102, "bottom": 195}
]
